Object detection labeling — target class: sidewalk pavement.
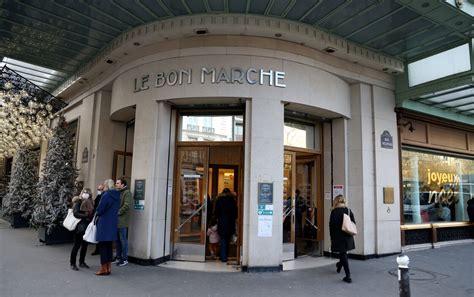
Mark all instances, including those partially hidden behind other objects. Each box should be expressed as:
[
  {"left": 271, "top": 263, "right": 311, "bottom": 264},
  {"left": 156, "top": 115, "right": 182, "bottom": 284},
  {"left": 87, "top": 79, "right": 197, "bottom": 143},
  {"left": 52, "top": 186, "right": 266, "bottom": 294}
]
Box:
[{"left": 1, "top": 219, "right": 473, "bottom": 297}]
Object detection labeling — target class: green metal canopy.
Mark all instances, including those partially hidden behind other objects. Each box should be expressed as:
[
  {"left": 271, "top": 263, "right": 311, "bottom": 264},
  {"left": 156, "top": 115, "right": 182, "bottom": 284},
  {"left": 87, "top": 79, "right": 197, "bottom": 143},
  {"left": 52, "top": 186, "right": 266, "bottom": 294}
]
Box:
[{"left": 0, "top": 0, "right": 472, "bottom": 120}]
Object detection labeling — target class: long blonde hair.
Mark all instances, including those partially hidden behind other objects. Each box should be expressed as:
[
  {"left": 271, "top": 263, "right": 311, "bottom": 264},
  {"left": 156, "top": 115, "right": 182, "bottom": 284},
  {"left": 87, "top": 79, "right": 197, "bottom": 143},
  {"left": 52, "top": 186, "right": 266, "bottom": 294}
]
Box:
[{"left": 332, "top": 195, "right": 346, "bottom": 209}]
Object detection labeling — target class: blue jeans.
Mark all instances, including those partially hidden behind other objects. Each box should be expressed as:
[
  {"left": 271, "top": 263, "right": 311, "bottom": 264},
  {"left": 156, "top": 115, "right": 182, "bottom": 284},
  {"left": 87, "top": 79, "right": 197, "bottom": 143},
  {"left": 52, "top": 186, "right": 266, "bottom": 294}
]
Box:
[
  {"left": 116, "top": 228, "right": 128, "bottom": 261},
  {"left": 220, "top": 235, "right": 230, "bottom": 262}
]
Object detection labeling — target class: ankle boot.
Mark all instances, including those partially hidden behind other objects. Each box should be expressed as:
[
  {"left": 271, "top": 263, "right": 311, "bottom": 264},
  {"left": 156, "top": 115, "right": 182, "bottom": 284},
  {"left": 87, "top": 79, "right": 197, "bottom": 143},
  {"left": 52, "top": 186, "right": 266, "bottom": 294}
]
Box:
[
  {"left": 106, "top": 262, "right": 111, "bottom": 275},
  {"left": 95, "top": 263, "right": 108, "bottom": 275}
]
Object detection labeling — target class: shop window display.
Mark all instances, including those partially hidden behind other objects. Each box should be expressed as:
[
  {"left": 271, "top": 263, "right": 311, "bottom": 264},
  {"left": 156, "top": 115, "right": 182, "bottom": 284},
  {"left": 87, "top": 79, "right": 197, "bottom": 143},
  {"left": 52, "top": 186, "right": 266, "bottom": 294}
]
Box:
[{"left": 402, "top": 149, "right": 474, "bottom": 224}]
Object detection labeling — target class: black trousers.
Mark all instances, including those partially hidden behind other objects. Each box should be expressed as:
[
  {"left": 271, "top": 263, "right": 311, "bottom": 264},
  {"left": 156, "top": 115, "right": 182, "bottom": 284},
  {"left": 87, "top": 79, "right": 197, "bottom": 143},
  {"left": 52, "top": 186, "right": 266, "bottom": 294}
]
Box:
[
  {"left": 98, "top": 241, "right": 113, "bottom": 264},
  {"left": 70, "top": 232, "right": 88, "bottom": 265},
  {"left": 338, "top": 251, "right": 351, "bottom": 277}
]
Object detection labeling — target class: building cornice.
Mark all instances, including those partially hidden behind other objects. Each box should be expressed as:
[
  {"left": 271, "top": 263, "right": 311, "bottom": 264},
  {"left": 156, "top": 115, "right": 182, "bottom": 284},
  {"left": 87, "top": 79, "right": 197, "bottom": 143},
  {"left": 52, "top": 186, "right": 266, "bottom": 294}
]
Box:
[{"left": 54, "top": 14, "right": 403, "bottom": 98}]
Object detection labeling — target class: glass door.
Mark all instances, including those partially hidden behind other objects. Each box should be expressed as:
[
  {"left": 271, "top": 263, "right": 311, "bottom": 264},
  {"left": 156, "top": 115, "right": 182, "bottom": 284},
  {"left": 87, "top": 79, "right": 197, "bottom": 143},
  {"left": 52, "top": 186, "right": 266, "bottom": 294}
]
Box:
[
  {"left": 172, "top": 147, "right": 209, "bottom": 261},
  {"left": 295, "top": 157, "right": 321, "bottom": 256},
  {"left": 207, "top": 165, "right": 239, "bottom": 262},
  {"left": 282, "top": 151, "right": 296, "bottom": 261}
]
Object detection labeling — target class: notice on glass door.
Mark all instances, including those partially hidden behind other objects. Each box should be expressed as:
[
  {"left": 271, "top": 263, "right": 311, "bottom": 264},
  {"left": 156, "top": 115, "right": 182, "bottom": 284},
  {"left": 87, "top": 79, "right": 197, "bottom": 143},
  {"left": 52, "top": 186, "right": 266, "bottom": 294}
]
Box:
[{"left": 258, "top": 214, "right": 272, "bottom": 237}]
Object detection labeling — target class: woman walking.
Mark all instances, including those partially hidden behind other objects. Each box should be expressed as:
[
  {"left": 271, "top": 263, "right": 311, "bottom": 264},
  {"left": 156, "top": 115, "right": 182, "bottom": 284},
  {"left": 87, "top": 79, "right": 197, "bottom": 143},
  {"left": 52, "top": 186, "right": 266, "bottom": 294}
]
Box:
[
  {"left": 95, "top": 179, "right": 120, "bottom": 275},
  {"left": 69, "top": 188, "right": 94, "bottom": 270},
  {"left": 329, "top": 195, "right": 356, "bottom": 283}
]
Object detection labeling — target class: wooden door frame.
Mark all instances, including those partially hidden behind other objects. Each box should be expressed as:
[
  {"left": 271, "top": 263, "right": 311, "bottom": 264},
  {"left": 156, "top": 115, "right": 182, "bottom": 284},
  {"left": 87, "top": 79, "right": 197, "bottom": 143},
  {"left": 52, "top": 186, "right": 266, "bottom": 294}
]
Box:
[
  {"left": 283, "top": 150, "right": 297, "bottom": 244},
  {"left": 295, "top": 155, "right": 324, "bottom": 241},
  {"left": 112, "top": 150, "right": 133, "bottom": 181},
  {"left": 284, "top": 146, "right": 324, "bottom": 242},
  {"left": 208, "top": 164, "right": 239, "bottom": 198},
  {"left": 171, "top": 143, "right": 244, "bottom": 263}
]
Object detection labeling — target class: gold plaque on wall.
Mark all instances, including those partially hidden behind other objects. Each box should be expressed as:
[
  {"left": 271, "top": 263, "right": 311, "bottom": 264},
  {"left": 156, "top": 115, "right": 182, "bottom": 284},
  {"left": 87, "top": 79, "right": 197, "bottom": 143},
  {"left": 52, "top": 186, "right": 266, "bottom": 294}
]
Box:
[{"left": 383, "top": 187, "right": 394, "bottom": 204}]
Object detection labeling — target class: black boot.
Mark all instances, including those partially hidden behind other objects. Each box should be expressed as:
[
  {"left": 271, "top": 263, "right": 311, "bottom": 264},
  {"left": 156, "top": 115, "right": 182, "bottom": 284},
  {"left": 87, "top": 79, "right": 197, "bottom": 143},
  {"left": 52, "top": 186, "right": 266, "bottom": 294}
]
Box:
[{"left": 70, "top": 264, "right": 79, "bottom": 271}]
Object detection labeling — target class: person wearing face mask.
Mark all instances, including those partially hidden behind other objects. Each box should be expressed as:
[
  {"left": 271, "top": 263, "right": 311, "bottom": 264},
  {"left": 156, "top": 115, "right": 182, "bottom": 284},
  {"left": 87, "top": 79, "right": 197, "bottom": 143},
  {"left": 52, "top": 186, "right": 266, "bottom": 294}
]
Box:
[
  {"left": 69, "top": 188, "right": 94, "bottom": 271},
  {"left": 91, "top": 184, "right": 104, "bottom": 256}
]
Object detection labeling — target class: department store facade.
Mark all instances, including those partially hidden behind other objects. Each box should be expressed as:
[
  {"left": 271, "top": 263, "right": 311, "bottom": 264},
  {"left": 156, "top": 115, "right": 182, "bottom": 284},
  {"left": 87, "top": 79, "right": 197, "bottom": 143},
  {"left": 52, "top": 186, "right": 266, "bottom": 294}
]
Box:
[{"left": 35, "top": 15, "right": 471, "bottom": 270}]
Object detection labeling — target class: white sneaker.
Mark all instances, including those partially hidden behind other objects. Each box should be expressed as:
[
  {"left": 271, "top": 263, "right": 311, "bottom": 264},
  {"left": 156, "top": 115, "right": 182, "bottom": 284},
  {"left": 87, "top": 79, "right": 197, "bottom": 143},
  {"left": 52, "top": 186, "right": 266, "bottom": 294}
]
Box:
[{"left": 117, "top": 260, "right": 128, "bottom": 267}]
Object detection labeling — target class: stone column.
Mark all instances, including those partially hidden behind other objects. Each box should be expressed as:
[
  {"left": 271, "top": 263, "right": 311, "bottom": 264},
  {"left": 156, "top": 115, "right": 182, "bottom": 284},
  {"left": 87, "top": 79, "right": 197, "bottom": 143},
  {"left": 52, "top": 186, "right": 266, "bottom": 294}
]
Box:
[
  {"left": 127, "top": 98, "right": 158, "bottom": 260},
  {"left": 347, "top": 83, "right": 401, "bottom": 257},
  {"left": 242, "top": 97, "right": 284, "bottom": 270},
  {"left": 127, "top": 99, "right": 175, "bottom": 262},
  {"left": 323, "top": 119, "right": 348, "bottom": 252},
  {"left": 88, "top": 91, "right": 115, "bottom": 189}
]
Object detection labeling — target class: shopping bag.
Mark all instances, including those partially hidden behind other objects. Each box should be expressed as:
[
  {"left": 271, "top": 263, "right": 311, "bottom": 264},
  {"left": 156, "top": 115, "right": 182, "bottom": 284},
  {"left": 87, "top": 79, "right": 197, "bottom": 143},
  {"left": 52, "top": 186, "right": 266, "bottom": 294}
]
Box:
[
  {"left": 62, "top": 209, "right": 81, "bottom": 231},
  {"left": 341, "top": 209, "right": 357, "bottom": 235},
  {"left": 83, "top": 216, "right": 98, "bottom": 243}
]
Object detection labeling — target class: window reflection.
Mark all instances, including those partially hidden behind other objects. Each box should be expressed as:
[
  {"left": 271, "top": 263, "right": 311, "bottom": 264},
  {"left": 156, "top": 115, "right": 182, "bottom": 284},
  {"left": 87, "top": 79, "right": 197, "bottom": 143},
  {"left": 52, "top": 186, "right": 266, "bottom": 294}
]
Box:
[
  {"left": 284, "top": 121, "right": 315, "bottom": 149},
  {"left": 179, "top": 115, "right": 243, "bottom": 142}
]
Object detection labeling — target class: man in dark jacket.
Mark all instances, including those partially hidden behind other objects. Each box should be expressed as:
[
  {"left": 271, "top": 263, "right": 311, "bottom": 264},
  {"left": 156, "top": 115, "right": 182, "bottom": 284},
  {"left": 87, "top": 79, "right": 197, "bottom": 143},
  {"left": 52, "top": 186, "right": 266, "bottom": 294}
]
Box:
[
  {"left": 115, "top": 177, "right": 132, "bottom": 267},
  {"left": 214, "top": 188, "right": 237, "bottom": 262}
]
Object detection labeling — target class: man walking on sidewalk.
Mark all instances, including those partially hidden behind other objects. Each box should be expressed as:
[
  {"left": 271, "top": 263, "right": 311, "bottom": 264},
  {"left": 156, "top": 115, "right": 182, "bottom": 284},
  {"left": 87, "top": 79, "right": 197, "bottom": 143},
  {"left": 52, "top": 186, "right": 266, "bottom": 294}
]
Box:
[{"left": 115, "top": 177, "right": 132, "bottom": 267}]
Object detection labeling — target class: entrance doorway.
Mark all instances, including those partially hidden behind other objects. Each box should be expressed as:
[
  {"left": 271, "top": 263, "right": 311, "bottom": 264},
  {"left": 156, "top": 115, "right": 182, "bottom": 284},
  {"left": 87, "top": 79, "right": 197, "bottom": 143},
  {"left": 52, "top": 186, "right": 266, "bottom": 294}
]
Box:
[
  {"left": 172, "top": 144, "right": 243, "bottom": 263},
  {"left": 283, "top": 148, "right": 323, "bottom": 261}
]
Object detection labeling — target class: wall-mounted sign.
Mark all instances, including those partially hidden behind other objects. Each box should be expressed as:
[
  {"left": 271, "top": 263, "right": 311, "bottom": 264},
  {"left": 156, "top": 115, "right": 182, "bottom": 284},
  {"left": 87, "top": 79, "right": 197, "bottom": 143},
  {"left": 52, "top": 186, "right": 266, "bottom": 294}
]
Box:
[
  {"left": 383, "top": 187, "right": 394, "bottom": 204},
  {"left": 81, "top": 147, "right": 88, "bottom": 163},
  {"left": 257, "top": 204, "right": 273, "bottom": 237},
  {"left": 133, "top": 67, "right": 286, "bottom": 93},
  {"left": 258, "top": 183, "right": 273, "bottom": 204},
  {"left": 134, "top": 179, "right": 145, "bottom": 210},
  {"left": 333, "top": 184, "right": 344, "bottom": 198},
  {"left": 381, "top": 130, "right": 393, "bottom": 149}
]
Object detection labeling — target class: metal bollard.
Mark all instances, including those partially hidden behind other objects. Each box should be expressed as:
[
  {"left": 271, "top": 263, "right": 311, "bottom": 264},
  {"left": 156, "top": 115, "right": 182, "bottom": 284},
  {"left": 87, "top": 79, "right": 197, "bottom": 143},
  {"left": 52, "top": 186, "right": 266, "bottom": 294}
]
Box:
[{"left": 397, "top": 254, "right": 411, "bottom": 297}]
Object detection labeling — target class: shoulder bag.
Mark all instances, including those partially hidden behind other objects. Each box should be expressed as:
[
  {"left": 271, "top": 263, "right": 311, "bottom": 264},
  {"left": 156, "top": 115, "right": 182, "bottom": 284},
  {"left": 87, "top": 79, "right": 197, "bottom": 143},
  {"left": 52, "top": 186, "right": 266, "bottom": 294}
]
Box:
[
  {"left": 83, "top": 215, "right": 98, "bottom": 243},
  {"left": 341, "top": 208, "right": 357, "bottom": 236},
  {"left": 62, "top": 208, "right": 81, "bottom": 231}
]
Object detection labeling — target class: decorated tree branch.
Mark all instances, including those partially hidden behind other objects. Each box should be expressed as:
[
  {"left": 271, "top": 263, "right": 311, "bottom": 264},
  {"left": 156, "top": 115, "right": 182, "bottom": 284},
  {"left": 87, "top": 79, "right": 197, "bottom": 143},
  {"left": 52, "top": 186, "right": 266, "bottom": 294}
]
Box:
[
  {"left": 31, "top": 117, "right": 77, "bottom": 233},
  {"left": 2, "top": 148, "right": 39, "bottom": 218}
]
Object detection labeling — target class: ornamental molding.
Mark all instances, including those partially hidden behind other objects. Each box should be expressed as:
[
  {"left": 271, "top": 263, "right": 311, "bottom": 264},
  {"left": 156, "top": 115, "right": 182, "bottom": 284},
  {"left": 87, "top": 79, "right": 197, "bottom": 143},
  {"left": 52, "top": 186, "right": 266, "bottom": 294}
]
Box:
[{"left": 54, "top": 14, "right": 404, "bottom": 97}]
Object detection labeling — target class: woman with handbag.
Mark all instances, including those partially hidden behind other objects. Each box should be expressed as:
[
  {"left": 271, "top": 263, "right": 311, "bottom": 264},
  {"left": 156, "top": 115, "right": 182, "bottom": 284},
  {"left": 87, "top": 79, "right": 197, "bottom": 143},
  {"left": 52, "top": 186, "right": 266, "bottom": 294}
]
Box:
[
  {"left": 69, "top": 188, "right": 94, "bottom": 271},
  {"left": 94, "top": 179, "right": 120, "bottom": 276},
  {"left": 329, "top": 195, "right": 356, "bottom": 283}
]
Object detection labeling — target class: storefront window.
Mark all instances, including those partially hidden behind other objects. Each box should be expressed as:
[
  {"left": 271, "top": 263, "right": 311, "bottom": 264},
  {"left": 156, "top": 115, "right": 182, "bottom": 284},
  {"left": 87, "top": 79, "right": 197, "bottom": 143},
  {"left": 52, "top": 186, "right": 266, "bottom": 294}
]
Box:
[
  {"left": 402, "top": 149, "right": 474, "bottom": 224},
  {"left": 179, "top": 115, "right": 243, "bottom": 142}
]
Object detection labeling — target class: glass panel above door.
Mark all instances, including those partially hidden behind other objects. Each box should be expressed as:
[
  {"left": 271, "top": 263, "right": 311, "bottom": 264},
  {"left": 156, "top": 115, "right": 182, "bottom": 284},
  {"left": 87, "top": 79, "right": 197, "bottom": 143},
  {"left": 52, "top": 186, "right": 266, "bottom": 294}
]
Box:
[
  {"left": 179, "top": 115, "right": 244, "bottom": 141},
  {"left": 284, "top": 120, "right": 317, "bottom": 149}
]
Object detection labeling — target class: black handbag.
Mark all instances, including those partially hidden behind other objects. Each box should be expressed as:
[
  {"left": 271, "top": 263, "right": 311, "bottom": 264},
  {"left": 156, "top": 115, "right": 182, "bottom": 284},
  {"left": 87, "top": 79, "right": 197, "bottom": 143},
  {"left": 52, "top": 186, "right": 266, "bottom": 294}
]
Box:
[{"left": 75, "top": 220, "right": 88, "bottom": 234}]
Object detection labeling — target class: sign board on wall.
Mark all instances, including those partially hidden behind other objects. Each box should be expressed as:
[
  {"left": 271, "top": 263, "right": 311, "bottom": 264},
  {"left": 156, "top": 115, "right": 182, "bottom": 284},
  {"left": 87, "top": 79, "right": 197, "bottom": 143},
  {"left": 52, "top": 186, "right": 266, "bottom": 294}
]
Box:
[
  {"left": 81, "top": 147, "right": 88, "bottom": 163},
  {"left": 258, "top": 183, "right": 273, "bottom": 204},
  {"left": 257, "top": 204, "right": 273, "bottom": 237},
  {"left": 381, "top": 130, "right": 393, "bottom": 149},
  {"left": 134, "top": 179, "right": 145, "bottom": 210}
]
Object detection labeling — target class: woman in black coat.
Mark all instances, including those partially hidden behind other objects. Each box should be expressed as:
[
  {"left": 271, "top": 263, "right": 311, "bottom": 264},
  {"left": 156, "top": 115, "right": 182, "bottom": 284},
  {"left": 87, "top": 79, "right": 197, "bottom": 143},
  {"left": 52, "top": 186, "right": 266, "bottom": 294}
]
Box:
[
  {"left": 329, "top": 195, "right": 356, "bottom": 283},
  {"left": 214, "top": 188, "right": 237, "bottom": 262},
  {"left": 69, "top": 188, "right": 94, "bottom": 271}
]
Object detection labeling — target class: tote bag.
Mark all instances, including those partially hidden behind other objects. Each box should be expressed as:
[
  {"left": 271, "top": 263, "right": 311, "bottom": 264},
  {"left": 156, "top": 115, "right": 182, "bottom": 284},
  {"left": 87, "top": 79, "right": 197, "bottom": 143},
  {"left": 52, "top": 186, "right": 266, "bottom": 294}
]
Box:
[
  {"left": 62, "top": 209, "right": 81, "bottom": 231},
  {"left": 341, "top": 208, "right": 357, "bottom": 236},
  {"left": 83, "top": 216, "right": 98, "bottom": 244}
]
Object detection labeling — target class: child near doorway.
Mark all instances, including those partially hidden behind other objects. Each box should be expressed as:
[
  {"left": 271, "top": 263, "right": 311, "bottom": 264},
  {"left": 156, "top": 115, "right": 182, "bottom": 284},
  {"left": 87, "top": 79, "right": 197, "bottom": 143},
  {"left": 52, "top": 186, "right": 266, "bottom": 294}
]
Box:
[{"left": 207, "top": 217, "right": 220, "bottom": 259}]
